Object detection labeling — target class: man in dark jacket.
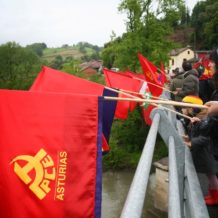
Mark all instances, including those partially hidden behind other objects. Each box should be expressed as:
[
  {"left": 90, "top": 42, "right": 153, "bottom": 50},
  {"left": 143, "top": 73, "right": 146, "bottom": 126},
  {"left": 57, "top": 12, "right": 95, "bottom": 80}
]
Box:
[
  {"left": 170, "top": 68, "right": 184, "bottom": 102},
  {"left": 173, "top": 61, "right": 199, "bottom": 98}
]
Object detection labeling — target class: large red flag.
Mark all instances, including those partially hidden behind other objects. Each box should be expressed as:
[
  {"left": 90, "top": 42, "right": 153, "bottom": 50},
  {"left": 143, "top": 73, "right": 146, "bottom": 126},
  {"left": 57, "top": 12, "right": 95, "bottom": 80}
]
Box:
[
  {"left": 0, "top": 90, "right": 102, "bottom": 218},
  {"left": 30, "top": 66, "right": 117, "bottom": 154},
  {"left": 138, "top": 53, "right": 163, "bottom": 97},
  {"left": 103, "top": 68, "right": 143, "bottom": 119}
]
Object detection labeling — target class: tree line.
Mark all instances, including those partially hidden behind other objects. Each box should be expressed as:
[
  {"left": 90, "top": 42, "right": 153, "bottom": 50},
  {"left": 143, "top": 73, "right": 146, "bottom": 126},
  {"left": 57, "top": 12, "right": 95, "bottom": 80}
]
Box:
[{"left": 102, "top": 0, "right": 218, "bottom": 72}]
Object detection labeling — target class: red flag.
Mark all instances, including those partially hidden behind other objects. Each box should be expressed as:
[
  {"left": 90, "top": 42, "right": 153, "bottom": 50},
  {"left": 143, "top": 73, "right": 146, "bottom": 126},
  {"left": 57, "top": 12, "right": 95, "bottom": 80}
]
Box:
[
  {"left": 138, "top": 53, "right": 163, "bottom": 97},
  {"left": 30, "top": 66, "right": 117, "bottom": 154},
  {"left": 107, "top": 70, "right": 156, "bottom": 125},
  {"left": 159, "top": 62, "right": 168, "bottom": 85},
  {"left": 193, "top": 57, "right": 213, "bottom": 80},
  {"left": 138, "top": 81, "right": 156, "bottom": 125},
  {"left": 142, "top": 104, "right": 156, "bottom": 125},
  {"left": 103, "top": 68, "right": 143, "bottom": 119},
  {"left": 0, "top": 90, "right": 102, "bottom": 218}
]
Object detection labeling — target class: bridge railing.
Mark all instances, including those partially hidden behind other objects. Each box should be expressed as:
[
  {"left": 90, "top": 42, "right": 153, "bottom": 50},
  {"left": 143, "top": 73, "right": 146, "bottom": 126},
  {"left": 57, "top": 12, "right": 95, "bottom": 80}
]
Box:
[{"left": 120, "top": 108, "right": 209, "bottom": 218}]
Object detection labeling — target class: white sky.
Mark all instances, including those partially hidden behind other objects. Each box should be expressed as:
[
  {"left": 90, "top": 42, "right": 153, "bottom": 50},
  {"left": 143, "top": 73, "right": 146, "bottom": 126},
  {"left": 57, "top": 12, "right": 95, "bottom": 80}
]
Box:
[{"left": 0, "top": 0, "right": 198, "bottom": 48}]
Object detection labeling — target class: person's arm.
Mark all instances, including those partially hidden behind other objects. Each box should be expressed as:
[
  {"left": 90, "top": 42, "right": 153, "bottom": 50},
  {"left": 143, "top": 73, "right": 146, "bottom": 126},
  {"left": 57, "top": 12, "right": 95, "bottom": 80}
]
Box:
[{"left": 205, "top": 101, "right": 218, "bottom": 116}]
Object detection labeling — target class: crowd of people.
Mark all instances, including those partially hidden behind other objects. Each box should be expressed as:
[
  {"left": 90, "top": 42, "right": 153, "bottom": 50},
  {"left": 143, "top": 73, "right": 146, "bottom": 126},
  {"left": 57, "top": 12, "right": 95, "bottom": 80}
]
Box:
[{"left": 169, "top": 48, "right": 218, "bottom": 206}]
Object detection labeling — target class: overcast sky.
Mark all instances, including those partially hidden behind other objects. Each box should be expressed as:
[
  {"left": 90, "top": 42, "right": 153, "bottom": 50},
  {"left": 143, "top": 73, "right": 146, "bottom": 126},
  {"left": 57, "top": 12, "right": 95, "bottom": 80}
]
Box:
[{"left": 0, "top": 0, "right": 198, "bottom": 48}]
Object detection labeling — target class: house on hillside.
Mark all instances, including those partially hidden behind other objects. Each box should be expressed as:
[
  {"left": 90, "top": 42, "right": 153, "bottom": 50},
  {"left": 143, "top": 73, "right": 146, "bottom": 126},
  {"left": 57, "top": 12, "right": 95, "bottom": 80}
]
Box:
[
  {"left": 79, "top": 60, "right": 103, "bottom": 76},
  {"left": 168, "top": 46, "right": 195, "bottom": 74}
]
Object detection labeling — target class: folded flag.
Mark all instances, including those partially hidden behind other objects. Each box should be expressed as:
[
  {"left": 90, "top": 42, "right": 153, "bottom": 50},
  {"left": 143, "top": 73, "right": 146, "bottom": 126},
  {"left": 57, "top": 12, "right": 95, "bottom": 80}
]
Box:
[
  {"left": 0, "top": 90, "right": 103, "bottom": 218},
  {"left": 30, "top": 66, "right": 117, "bottom": 154}
]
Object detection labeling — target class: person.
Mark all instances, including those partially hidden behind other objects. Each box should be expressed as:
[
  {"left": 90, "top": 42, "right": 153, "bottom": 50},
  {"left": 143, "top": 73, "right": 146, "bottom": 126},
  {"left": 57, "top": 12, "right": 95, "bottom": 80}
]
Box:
[
  {"left": 173, "top": 60, "right": 199, "bottom": 99},
  {"left": 170, "top": 67, "right": 184, "bottom": 102},
  {"left": 180, "top": 95, "right": 204, "bottom": 134},
  {"left": 187, "top": 114, "right": 218, "bottom": 205},
  {"left": 170, "top": 67, "right": 184, "bottom": 106},
  {"left": 203, "top": 47, "right": 218, "bottom": 115},
  {"left": 205, "top": 101, "right": 218, "bottom": 116},
  {"left": 181, "top": 95, "right": 218, "bottom": 205},
  {"left": 209, "top": 47, "right": 218, "bottom": 70},
  {"left": 198, "top": 64, "right": 214, "bottom": 103}
]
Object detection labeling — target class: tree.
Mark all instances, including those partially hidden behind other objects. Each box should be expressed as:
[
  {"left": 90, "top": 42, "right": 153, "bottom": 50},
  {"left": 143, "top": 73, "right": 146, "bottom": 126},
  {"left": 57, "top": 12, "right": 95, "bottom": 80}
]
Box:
[
  {"left": 49, "top": 55, "right": 63, "bottom": 70},
  {"left": 191, "top": 0, "right": 218, "bottom": 49},
  {"left": 0, "top": 42, "right": 41, "bottom": 89},
  {"left": 26, "top": 43, "right": 47, "bottom": 56},
  {"left": 102, "top": 0, "right": 184, "bottom": 71}
]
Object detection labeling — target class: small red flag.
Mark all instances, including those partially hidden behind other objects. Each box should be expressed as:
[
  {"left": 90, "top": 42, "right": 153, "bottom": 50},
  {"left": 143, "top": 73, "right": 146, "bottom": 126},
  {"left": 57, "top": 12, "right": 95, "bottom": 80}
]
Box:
[
  {"left": 138, "top": 53, "right": 163, "bottom": 97},
  {"left": 0, "top": 90, "right": 103, "bottom": 218},
  {"left": 159, "top": 62, "right": 168, "bottom": 85},
  {"left": 103, "top": 68, "right": 143, "bottom": 118}
]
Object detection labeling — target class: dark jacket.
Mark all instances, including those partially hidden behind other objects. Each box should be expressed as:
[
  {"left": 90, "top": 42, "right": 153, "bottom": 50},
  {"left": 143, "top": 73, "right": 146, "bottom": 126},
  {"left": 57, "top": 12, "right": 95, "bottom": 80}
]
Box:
[
  {"left": 190, "top": 116, "right": 218, "bottom": 173},
  {"left": 170, "top": 72, "right": 184, "bottom": 101},
  {"left": 210, "top": 89, "right": 218, "bottom": 101},
  {"left": 177, "top": 69, "right": 199, "bottom": 98},
  {"left": 199, "top": 79, "right": 214, "bottom": 103}
]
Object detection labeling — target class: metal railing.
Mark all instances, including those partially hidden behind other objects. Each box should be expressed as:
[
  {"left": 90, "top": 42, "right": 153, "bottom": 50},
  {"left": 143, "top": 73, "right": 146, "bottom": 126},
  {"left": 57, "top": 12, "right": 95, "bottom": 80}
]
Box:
[{"left": 120, "top": 108, "right": 209, "bottom": 218}]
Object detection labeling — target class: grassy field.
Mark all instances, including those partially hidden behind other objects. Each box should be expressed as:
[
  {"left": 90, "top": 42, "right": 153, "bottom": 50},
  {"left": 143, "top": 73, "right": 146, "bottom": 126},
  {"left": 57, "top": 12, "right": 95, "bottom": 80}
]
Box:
[
  {"left": 42, "top": 45, "right": 98, "bottom": 62},
  {"left": 42, "top": 47, "right": 83, "bottom": 62}
]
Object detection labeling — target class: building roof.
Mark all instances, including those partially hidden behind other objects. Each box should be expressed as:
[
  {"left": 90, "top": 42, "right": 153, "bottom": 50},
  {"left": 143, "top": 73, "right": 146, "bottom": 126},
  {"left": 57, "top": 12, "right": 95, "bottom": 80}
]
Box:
[
  {"left": 169, "top": 46, "right": 192, "bottom": 56},
  {"left": 80, "top": 60, "right": 103, "bottom": 71}
]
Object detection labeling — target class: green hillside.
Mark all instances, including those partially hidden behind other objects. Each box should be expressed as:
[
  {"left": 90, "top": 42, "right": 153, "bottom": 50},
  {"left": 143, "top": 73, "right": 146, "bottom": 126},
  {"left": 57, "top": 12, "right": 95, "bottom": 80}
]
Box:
[
  {"left": 42, "top": 43, "right": 102, "bottom": 62},
  {"left": 42, "top": 47, "right": 83, "bottom": 62}
]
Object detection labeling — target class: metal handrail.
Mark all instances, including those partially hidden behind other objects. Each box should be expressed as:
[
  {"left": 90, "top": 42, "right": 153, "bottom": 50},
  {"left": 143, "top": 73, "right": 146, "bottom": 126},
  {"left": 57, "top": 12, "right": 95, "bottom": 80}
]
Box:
[
  {"left": 120, "top": 108, "right": 209, "bottom": 218},
  {"left": 120, "top": 113, "right": 160, "bottom": 218}
]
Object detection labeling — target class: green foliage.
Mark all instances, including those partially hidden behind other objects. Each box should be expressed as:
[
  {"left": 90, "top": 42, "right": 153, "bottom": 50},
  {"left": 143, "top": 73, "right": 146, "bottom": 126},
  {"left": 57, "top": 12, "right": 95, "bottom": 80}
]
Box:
[
  {"left": 102, "top": 0, "right": 183, "bottom": 71},
  {"left": 191, "top": 0, "right": 218, "bottom": 49},
  {"left": 103, "top": 106, "right": 168, "bottom": 170},
  {"left": 49, "top": 55, "right": 63, "bottom": 69},
  {"left": 0, "top": 42, "right": 41, "bottom": 90},
  {"left": 62, "top": 58, "right": 81, "bottom": 75},
  {"left": 26, "top": 43, "right": 47, "bottom": 56}
]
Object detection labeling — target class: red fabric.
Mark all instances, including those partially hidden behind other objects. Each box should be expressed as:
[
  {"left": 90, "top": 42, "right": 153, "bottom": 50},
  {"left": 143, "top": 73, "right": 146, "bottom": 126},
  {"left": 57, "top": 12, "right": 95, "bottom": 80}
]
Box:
[
  {"left": 31, "top": 66, "right": 104, "bottom": 95},
  {"left": 30, "top": 66, "right": 110, "bottom": 153},
  {"left": 160, "top": 62, "right": 168, "bottom": 85},
  {"left": 193, "top": 58, "right": 213, "bottom": 80},
  {"left": 142, "top": 104, "right": 156, "bottom": 125},
  {"left": 103, "top": 68, "right": 142, "bottom": 119},
  {"left": 138, "top": 53, "right": 163, "bottom": 97},
  {"left": 0, "top": 90, "right": 102, "bottom": 218}
]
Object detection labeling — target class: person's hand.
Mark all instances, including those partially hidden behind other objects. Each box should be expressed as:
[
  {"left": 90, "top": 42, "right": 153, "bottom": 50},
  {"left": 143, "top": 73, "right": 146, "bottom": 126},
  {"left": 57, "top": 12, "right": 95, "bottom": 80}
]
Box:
[
  {"left": 185, "top": 141, "right": 192, "bottom": 148},
  {"left": 172, "top": 91, "right": 178, "bottom": 95},
  {"left": 205, "top": 101, "right": 218, "bottom": 116},
  {"left": 182, "top": 135, "right": 190, "bottom": 142},
  {"left": 190, "top": 117, "right": 201, "bottom": 123}
]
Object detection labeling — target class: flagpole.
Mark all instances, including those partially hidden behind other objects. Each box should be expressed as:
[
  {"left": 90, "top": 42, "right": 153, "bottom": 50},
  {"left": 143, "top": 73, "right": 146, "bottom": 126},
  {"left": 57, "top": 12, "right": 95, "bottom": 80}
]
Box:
[
  {"left": 132, "top": 77, "right": 174, "bottom": 94},
  {"left": 157, "top": 104, "right": 192, "bottom": 120},
  {"left": 104, "top": 86, "right": 195, "bottom": 120},
  {"left": 103, "top": 96, "right": 208, "bottom": 109},
  {"left": 119, "top": 88, "right": 172, "bottom": 102}
]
